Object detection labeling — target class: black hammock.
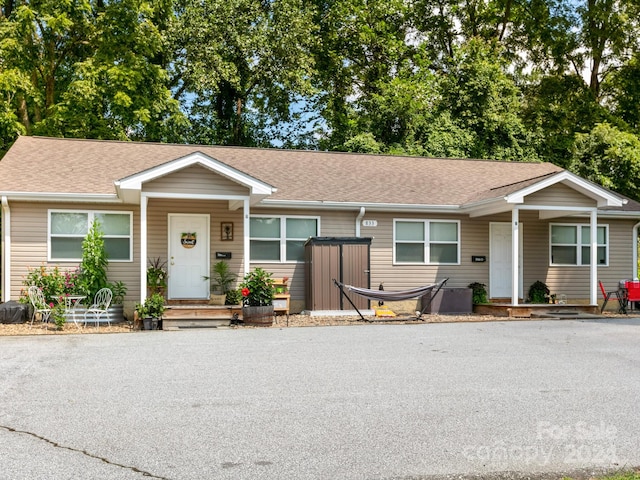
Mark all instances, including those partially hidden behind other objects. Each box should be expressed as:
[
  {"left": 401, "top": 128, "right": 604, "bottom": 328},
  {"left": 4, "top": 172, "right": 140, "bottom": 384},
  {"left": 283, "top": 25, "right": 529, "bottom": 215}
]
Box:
[{"left": 333, "top": 278, "right": 448, "bottom": 321}]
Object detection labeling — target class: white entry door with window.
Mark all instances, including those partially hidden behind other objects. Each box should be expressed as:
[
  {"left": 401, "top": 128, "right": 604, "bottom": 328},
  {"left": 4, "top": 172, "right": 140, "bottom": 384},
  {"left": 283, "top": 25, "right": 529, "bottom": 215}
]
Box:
[
  {"left": 168, "top": 214, "right": 209, "bottom": 299},
  {"left": 490, "top": 222, "right": 523, "bottom": 300}
]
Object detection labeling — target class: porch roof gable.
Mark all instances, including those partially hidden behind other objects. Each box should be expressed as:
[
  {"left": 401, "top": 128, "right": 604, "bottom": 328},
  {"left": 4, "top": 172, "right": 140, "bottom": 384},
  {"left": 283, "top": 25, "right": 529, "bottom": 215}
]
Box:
[
  {"left": 463, "top": 171, "right": 626, "bottom": 217},
  {"left": 114, "top": 151, "right": 276, "bottom": 204}
]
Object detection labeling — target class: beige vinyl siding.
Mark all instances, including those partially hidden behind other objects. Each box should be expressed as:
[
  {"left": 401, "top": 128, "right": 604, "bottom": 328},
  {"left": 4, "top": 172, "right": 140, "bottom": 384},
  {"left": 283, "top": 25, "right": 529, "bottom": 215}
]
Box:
[
  {"left": 361, "top": 212, "right": 488, "bottom": 291},
  {"left": 143, "top": 164, "right": 249, "bottom": 196},
  {"left": 539, "top": 217, "right": 636, "bottom": 299},
  {"left": 8, "top": 201, "right": 141, "bottom": 302},
  {"left": 146, "top": 198, "right": 245, "bottom": 295},
  {"left": 524, "top": 183, "right": 597, "bottom": 207},
  {"left": 247, "top": 208, "right": 357, "bottom": 300}
]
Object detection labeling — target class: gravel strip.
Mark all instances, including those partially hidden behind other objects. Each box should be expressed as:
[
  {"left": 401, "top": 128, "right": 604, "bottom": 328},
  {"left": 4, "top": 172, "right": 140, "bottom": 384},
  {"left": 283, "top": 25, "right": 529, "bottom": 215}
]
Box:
[{"left": 1, "top": 311, "right": 627, "bottom": 336}]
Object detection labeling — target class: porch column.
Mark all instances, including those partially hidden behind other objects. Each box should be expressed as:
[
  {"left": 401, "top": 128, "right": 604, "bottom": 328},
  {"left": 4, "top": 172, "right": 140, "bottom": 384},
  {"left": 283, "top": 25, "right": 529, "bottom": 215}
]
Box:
[
  {"left": 243, "top": 198, "right": 250, "bottom": 276},
  {"left": 590, "top": 208, "right": 598, "bottom": 305},
  {"left": 140, "top": 194, "right": 148, "bottom": 303},
  {"left": 512, "top": 208, "right": 520, "bottom": 306},
  {"left": 1, "top": 196, "right": 9, "bottom": 302}
]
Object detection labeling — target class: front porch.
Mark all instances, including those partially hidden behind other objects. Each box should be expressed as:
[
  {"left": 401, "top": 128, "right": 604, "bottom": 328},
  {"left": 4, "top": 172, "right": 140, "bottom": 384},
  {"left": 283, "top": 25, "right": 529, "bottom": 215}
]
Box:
[{"left": 474, "top": 303, "right": 600, "bottom": 318}]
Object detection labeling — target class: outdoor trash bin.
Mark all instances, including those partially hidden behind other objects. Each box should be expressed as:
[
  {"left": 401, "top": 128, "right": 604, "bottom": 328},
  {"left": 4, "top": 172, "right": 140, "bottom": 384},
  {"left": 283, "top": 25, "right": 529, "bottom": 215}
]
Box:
[{"left": 0, "top": 301, "right": 29, "bottom": 324}]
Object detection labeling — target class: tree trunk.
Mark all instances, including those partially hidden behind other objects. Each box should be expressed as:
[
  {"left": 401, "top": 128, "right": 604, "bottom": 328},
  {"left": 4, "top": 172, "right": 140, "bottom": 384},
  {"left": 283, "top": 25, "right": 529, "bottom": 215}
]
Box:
[
  {"left": 2, "top": 0, "right": 14, "bottom": 18},
  {"left": 233, "top": 98, "right": 243, "bottom": 145},
  {"left": 16, "top": 94, "right": 31, "bottom": 135}
]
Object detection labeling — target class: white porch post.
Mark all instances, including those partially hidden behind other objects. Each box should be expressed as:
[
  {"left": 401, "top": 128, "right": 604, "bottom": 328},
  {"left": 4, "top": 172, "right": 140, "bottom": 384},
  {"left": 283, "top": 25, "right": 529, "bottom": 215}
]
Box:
[
  {"left": 634, "top": 222, "right": 640, "bottom": 280},
  {"left": 512, "top": 208, "right": 520, "bottom": 306},
  {"left": 1, "top": 196, "right": 10, "bottom": 302},
  {"left": 243, "top": 198, "right": 250, "bottom": 276},
  {"left": 590, "top": 208, "right": 598, "bottom": 305},
  {"left": 140, "top": 194, "right": 148, "bottom": 303}
]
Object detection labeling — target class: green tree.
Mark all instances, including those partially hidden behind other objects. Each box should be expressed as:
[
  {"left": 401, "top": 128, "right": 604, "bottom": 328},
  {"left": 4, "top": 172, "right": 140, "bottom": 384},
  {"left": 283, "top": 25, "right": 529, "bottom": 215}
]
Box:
[
  {"left": 521, "top": 74, "right": 609, "bottom": 168},
  {"left": 569, "top": 123, "right": 640, "bottom": 200},
  {"left": 603, "top": 51, "right": 640, "bottom": 132},
  {"left": 170, "top": 0, "right": 317, "bottom": 146},
  {"left": 310, "top": 0, "right": 412, "bottom": 150},
  {"left": 0, "top": 0, "right": 184, "bottom": 148},
  {"left": 436, "top": 39, "right": 539, "bottom": 161}
]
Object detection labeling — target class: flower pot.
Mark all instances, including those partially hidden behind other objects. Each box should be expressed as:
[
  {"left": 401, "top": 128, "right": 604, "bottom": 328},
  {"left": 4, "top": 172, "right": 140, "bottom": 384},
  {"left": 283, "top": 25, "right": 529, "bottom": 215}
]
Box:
[
  {"left": 242, "top": 305, "right": 274, "bottom": 326},
  {"left": 142, "top": 317, "right": 162, "bottom": 330},
  {"left": 209, "top": 294, "right": 226, "bottom": 306}
]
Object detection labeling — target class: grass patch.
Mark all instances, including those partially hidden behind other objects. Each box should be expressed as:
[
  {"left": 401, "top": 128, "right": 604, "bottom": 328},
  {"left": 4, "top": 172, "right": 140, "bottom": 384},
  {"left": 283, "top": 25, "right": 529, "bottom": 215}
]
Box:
[{"left": 565, "top": 472, "right": 640, "bottom": 480}]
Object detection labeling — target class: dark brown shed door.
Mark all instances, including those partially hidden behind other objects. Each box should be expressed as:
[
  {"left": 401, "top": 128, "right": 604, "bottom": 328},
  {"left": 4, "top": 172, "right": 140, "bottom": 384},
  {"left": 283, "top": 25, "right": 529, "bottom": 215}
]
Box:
[
  {"left": 305, "top": 237, "right": 371, "bottom": 311},
  {"left": 341, "top": 244, "right": 370, "bottom": 309}
]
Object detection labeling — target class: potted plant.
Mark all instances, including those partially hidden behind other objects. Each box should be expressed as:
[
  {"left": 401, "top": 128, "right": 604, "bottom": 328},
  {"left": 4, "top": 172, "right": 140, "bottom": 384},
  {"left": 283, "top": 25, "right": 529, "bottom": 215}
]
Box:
[
  {"left": 528, "top": 280, "right": 550, "bottom": 304},
  {"left": 225, "top": 288, "right": 242, "bottom": 306},
  {"left": 136, "top": 292, "right": 166, "bottom": 330},
  {"left": 203, "top": 261, "right": 237, "bottom": 305},
  {"left": 239, "top": 267, "right": 275, "bottom": 326},
  {"left": 147, "top": 257, "right": 168, "bottom": 296},
  {"left": 275, "top": 276, "right": 289, "bottom": 294}
]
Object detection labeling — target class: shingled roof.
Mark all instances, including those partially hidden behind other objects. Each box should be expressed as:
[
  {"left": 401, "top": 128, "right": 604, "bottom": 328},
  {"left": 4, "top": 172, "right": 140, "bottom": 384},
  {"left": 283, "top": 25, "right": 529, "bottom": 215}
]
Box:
[
  {"left": 0, "top": 136, "right": 555, "bottom": 204},
  {"left": 0, "top": 136, "right": 634, "bottom": 212}
]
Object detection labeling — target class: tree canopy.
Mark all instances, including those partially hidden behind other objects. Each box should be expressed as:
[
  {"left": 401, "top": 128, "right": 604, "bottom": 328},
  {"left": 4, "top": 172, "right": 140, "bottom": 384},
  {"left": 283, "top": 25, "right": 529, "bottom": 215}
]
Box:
[{"left": 1, "top": 0, "right": 640, "bottom": 198}]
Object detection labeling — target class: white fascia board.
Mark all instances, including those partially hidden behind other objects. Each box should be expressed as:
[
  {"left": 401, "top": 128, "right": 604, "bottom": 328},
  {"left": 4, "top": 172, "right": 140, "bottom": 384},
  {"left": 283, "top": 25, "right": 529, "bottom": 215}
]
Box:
[
  {"left": 506, "top": 171, "right": 624, "bottom": 207},
  {"left": 115, "top": 151, "right": 275, "bottom": 196},
  {"left": 0, "top": 192, "right": 121, "bottom": 203},
  {"left": 257, "top": 199, "right": 461, "bottom": 213}
]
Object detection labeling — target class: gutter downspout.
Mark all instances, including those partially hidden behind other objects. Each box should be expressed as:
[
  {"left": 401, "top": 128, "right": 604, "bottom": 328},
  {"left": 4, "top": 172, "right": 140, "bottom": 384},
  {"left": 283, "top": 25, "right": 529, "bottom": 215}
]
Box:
[
  {"left": 355, "top": 207, "right": 365, "bottom": 237},
  {"left": 1, "top": 196, "right": 10, "bottom": 302}
]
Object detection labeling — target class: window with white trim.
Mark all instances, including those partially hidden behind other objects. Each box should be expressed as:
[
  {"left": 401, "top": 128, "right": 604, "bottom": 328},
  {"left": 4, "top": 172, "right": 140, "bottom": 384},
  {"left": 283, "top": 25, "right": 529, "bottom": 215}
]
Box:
[
  {"left": 550, "top": 224, "right": 608, "bottom": 266},
  {"left": 394, "top": 219, "right": 460, "bottom": 264},
  {"left": 49, "top": 210, "right": 133, "bottom": 261},
  {"left": 250, "top": 216, "right": 319, "bottom": 262}
]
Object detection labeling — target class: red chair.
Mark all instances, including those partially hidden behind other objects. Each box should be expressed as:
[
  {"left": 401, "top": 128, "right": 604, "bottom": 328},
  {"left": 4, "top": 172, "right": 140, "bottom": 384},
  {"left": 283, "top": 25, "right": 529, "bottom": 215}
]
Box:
[
  {"left": 599, "top": 281, "right": 625, "bottom": 313},
  {"left": 625, "top": 281, "right": 640, "bottom": 311}
]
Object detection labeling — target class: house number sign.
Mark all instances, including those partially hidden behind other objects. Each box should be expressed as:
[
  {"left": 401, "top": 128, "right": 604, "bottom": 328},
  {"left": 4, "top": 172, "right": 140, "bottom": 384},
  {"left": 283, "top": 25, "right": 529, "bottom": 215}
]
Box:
[
  {"left": 181, "top": 232, "right": 197, "bottom": 249},
  {"left": 362, "top": 220, "right": 377, "bottom": 227}
]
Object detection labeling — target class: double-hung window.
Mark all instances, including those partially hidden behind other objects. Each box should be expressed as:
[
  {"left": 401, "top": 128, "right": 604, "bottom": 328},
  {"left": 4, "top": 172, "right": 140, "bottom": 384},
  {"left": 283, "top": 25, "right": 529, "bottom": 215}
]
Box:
[
  {"left": 550, "top": 224, "right": 608, "bottom": 266},
  {"left": 49, "top": 210, "right": 133, "bottom": 262},
  {"left": 394, "top": 219, "right": 460, "bottom": 264},
  {"left": 250, "top": 216, "right": 319, "bottom": 262}
]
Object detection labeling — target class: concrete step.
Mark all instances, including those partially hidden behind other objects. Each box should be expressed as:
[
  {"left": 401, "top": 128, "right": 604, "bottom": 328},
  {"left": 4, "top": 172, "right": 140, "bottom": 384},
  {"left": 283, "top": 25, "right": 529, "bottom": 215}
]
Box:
[{"left": 162, "top": 305, "right": 242, "bottom": 330}]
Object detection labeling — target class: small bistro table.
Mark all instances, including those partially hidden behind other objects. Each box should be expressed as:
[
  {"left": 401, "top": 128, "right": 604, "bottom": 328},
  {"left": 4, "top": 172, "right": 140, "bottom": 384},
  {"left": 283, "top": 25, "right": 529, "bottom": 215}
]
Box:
[{"left": 60, "top": 295, "right": 86, "bottom": 329}]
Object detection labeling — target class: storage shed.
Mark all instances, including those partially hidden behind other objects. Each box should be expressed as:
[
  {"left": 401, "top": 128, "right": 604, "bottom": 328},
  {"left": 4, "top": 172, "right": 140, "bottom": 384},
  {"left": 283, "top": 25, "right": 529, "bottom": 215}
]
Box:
[{"left": 304, "top": 237, "right": 372, "bottom": 311}]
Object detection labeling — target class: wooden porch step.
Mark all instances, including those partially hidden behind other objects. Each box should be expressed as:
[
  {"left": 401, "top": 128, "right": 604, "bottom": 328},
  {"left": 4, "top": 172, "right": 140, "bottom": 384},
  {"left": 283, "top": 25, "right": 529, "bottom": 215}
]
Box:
[{"left": 162, "top": 305, "right": 243, "bottom": 330}]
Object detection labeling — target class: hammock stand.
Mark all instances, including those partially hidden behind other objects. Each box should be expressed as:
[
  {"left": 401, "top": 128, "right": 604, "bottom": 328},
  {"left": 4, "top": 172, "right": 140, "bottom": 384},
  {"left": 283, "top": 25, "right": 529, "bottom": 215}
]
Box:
[{"left": 333, "top": 278, "right": 448, "bottom": 322}]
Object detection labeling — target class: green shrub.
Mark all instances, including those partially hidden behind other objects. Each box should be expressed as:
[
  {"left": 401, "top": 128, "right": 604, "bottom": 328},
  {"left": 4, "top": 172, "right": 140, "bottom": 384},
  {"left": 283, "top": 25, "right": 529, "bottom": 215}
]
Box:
[
  {"left": 22, "top": 266, "right": 81, "bottom": 304},
  {"left": 528, "top": 280, "right": 550, "bottom": 303},
  {"left": 77, "top": 220, "right": 109, "bottom": 301},
  {"left": 468, "top": 282, "right": 488, "bottom": 304}
]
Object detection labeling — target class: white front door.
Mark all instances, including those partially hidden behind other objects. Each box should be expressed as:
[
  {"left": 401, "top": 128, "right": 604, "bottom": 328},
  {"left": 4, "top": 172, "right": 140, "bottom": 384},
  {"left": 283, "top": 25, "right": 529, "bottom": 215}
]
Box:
[
  {"left": 490, "top": 222, "right": 523, "bottom": 300},
  {"left": 168, "top": 214, "right": 209, "bottom": 299}
]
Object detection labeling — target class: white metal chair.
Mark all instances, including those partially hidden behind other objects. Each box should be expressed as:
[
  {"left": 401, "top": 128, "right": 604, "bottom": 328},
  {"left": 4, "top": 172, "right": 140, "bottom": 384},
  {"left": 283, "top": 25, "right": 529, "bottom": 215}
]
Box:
[
  {"left": 84, "top": 288, "right": 113, "bottom": 328},
  {"left": 28, "top": 286, "right": 52, "bottom": 328}
]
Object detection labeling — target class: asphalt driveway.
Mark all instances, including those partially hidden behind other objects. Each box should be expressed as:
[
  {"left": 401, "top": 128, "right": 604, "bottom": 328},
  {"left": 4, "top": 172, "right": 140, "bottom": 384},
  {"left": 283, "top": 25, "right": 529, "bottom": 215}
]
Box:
[{"left": 1, "top": 318, "right": 639, "bottom": 479}]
